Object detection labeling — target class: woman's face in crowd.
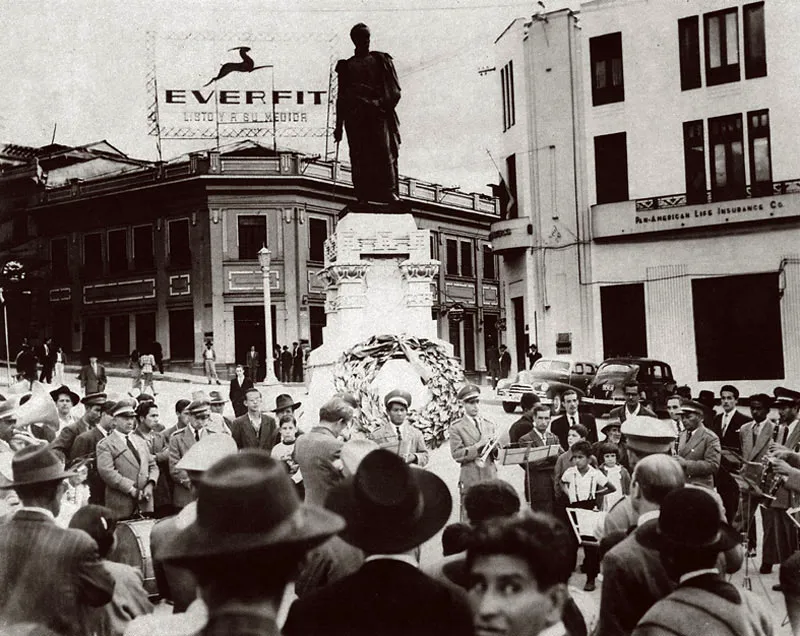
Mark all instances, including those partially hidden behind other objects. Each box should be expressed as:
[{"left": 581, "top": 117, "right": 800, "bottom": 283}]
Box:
[
  {"left": 566, "top": 430, "right": 582, "bottom": 448},
  {"left": 469, "top": 554, "right": 561, "bottom": 636}
]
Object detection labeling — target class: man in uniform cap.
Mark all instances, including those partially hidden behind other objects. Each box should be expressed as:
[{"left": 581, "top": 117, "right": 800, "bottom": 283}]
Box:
[
  {"left": 50, "top": 392, "right": 107, "bottom": 462},
  {"left": 96, "top": 398, "right": 159, "bottom": 520},
  {"left": 368, "top": 389, "right": 429, "bottom": 467},
  {"left": 675, "top": 399, "right": 721, "bottom": 490},
  {"left": 450, "top": 384, "right": 498, "bottom": 519},
  {"left": 168, "top": 399, "right": 213, "bottom": 511}
]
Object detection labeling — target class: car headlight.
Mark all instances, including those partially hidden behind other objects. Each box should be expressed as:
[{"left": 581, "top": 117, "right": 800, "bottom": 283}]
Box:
[{"left": 537, "top": 382, "right": 549, "bottom": 393}]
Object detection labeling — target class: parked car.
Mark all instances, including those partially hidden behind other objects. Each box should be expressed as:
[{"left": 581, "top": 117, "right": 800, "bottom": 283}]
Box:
[
  {"left": 496, "top": 358, "right": 597, "bottom": 414},
  {"left": 583, "top": 357, "right": 677, "bottom": 417}
]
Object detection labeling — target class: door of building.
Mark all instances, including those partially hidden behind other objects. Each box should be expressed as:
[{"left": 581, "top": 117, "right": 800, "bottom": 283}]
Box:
[
  {"left": 135, "top": 312, "right": 156, "bottom": 353},
  {"left": 233, "top": 305, "right": 276, "bottom": 379},
  {"left": 83, "top": 316, "right": 105, "bottom": 360},
  {"left": 600, "top": 283, "right": 647, "bottom": 358},
  {"left": 511, "top": 296, "right": 527, "bottom": 375}
]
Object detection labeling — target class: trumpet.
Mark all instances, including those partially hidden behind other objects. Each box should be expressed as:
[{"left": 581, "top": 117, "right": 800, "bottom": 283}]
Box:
[{"left": 476, "top": 434, "right": 501, "bottom": 468}]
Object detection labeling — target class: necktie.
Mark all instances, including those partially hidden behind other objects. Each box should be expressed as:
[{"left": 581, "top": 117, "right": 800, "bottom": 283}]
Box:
[
  {"left": 684, "top": 430, "right": 691, "bottom": 449},
  {"left": 571, "top": 415, "right": 577, "bottom": 428},
  {"left": 194, "top": 428, "right": 200, "bottom": 442},
  {"left": 753, "top": 424, "right": 760, "bottom": 447},
  {"left": 395, "top": 426, "right": 402, "bottom": 441},
  {"left": 126, "top": 436, "right": 141, "bottom": 465}
]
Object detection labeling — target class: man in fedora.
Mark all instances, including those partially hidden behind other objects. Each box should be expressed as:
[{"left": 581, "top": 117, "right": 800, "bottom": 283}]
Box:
[
  {"left": 674, "top": 399, "right": 721, "bottom": 490},
  {"left": 160, "top": 450, "right": 344, "bottom": 636},
  {"left": 208, "top": 390, "right": 232, "bottom": 429},
  {"left": 229, "top": 387, "right": 278, "bottom": 453},
  {"left": 50, "top": 391, "right": 107, "bottom": 462},
  {"left": 50, "top": 384, "right": 79, "bottom": 433},
  {"left": 169, "top": 399, "right": 213, "bottom": 511},
  {"left": 0, "top": 445, "right": 115, "bottom": 635},
  {"left": 634, "top": 488, "right": 772, "bottom": 636},
  {"left": 272, "top": 393, "right": 301, "bottom": 420},
  {"left": 71, "top": 398, "right": 116, "bottom": 504},
  {"left": 369, "top": 389, "right": 429, "bottom": 467},
  {"left": 284, "top": 449, "right": 474, "bottom": 636},
  {"left": 96, "top": 398, "right": 159, "bottom": 520}
]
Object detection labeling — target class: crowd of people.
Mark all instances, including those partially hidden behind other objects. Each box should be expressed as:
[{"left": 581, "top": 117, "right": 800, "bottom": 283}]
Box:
[{"left": 0, "top": 370, "right": 796, "bottom": 636}]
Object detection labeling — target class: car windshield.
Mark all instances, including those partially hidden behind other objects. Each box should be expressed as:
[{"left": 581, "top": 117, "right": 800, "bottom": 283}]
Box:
[
  {"left": 532, "top": 359, "right": 570, "bottom": 373},
  {"left": 595, "top": 363, "right": 637, "bottom": 379}
]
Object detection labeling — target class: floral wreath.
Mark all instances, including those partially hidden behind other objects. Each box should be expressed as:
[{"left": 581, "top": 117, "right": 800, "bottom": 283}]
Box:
[{"left": 333, "top": 334, "right": 464, "bottom": 448}]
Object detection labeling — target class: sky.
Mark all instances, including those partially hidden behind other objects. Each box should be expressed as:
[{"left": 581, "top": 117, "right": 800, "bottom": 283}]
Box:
[{"left": 0, "top": 0, "right": 562, "bottom": 194}]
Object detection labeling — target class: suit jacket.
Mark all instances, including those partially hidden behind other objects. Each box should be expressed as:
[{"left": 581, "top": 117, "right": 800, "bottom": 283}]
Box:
[
  {"left": 609, "top": 404, "right": 657, "bottom": 423},
  {"left": 508, "top": 413, "right": 534, "bottom": 445},
  {"left": 90, "top": 560, "right": 153, "bottom": 636},
  {"left": 79, "top": 363, "right": 107, "bottom": 394},
  {"left": 50, "top": 415, "right": 92, "bottom": 461},
  {"left": 499, "top": 351, "right": 512, "bottom": 376},
  {"left": 677, "top": 425, "right": 721, "bottom": 489},
  {"left": 550, "top": 411, "right": 598, "bottom": 448},
  {"left": 739, "top": 419, "right": 774, "bottom": 463},
  {"left": 517, "top": 428, "right": 561, "bottom": 513},
  {"left": 133, "top": 429, "right": 171, "bottom": 510},
  {"left": 283, "top": 559, "right": 474, "bottom": 636},
  {"left": 449, "top": 415, "right": 498, "bottom": 489},
  {"left": 229, "top": 413, "right": 278, "bottom": 452},
  {"left": 295, "top": 536, "right": 365, "bottom": 599},
  {"left": 294, "top": 426, "right": 345, "bottom": 507},
  {"left": 72, "top": 426, "right": 109, "bottom": 504},
  {"left": 228, "top": 377, "right": 254, "bottom": 417},
  {"left": 168, "top": 425, "right": 198, "bottom": 509},
  {"left": 0, "top": 510, "right": 115, "bottom": 636},
  {"left": 597, "top": 520, "right": 675, "bottom": 636},
  {"left": 369, "top": 421, "right": 429, "bottom": 467},
  {"left": 96, "top": 431, "right": 159, "bottom": 520},
  {"left": 711, "top": 410, "right": 750, "bottom": 452}
]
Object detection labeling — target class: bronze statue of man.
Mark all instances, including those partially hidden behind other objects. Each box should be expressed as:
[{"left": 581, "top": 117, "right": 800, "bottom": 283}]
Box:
[{"left": 334, "top": 24, "right": 401, "bottom": 205}]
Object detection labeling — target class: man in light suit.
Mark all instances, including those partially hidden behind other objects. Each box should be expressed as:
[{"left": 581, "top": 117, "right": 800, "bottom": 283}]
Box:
[
  {"left": 369, "top": 389, "right": 429, "bottom": 467},
  {"left": 610, "top": 382, "right": 657, "bottom": 423},
  {"left": 449, "top": 384, "right": 498, "bottom": 518},
  {"left": 78, "top": 355, "right": 107, "bottom": 394},
  {"left": 710, "top": 384, "right": 750, "bottom": 524},
  {"left": 168, "top": 399, "right": 211, "bottom": 511},
  {"left": 0, "top": 445, "right": 115, "bottom": 635},
  {"left": 51, "top": 392, "right": 106, "bottom": 462},
  {"left": 294, "top": 396, "right": 353, "bottom": 507},
  {"left": 549, "top": 388, "right": 597, "bottom": 447},
  {"left": 96, "top": 398, "right": 159, "bottom": 520},
  {"left": 229, "top": 387, "right": 278, "bottom": 453},
  {"left": 675, "top": 400, "right": 721, "bottom": 490}
]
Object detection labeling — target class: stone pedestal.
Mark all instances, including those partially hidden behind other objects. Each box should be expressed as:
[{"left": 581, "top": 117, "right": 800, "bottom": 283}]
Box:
[{"left": 304, "top": 212, "right": 448, "bottom": 424}]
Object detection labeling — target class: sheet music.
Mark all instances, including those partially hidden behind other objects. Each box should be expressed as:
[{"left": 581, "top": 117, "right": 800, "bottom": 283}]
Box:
[{"left": 566, "top": 508, "right": 605, "bottom": 543}]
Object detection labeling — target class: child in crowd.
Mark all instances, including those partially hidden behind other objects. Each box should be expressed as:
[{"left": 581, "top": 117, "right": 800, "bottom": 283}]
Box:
[
  {"left": 597, "top": 441, "right": 630, "bottom": 512},
  {"left": 56, "top": 458, "right": 91, "bottom": 527},
  {"left": 561, "top": 440, "right": 616, "bottom": 592},
  {"left": 271, "top": 413, "right": 304, "bottom": 497}
]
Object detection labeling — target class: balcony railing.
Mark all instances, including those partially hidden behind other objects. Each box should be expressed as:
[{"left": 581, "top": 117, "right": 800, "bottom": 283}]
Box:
[{"left": 635, "top": 179, "right": 800, "bottom": 212}]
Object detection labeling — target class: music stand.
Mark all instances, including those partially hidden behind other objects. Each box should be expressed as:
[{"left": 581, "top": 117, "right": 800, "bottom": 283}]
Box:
[
  {"left": 498, "top": 444, "right": 561, "bottom": 511},
  {"left": 565, "top": 508, "right": 603, "bottom": 546},
  {"left": 732, "top": 465, "right": 773, "bottom": 591}
]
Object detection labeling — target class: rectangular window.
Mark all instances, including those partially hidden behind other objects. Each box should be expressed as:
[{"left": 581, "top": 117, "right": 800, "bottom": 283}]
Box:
[
  {"left": 748, "top": 109, "right": 772, "bottom": 195},
  {"left": 238, "top": 215, "right": 267, "bottom": 260},
  {"left": 683, "top": 120, "right": 707, "bottom": 204},
  {"left": 107, "top": 229, "right": 128, "bottom": 274},
  {"left": 133, "top": 225, "right": 154, "bottom": 271},
  {"left": 168, "top": 219, "right": 191, "bottom": 268},
  {"left": 308, "top": 217, "right": 327, "bottom": 262},
  {"left": 504, "top": 154, "right": 518, "bottom": 219},
  {"left": 446, "top": 239, "right": 459, "bottom": 276},
  {"left": 678, "top": 16, "right": 701, "bottom": 90},
  {"left": 50, "top": 237, "right": 69, "bottom": 283},
  {"left": 708, "top": 113, "right": 745, "bottom": 201},
  {"left": 594, "top": 132, "right": 629, "bottom": 204},
  {"left": 460, "top": 241, "right": 473, "bottom": 277},
  {"left": 482, "top": 245, "right": 496, "bottom": 280},
  {"left": 590, "top": 32, "right": 624, "bottom": 106},
  {"left": 449, "top": 319, "right": 461, "bottom": 358},
  {"left": 83, "top": 232, "right": 103, "bottom": 275},
  {"left": 501, "top": 60, "right": 516, "bottom": 131},
  {"left": 704, "top": 8, "right": 740, "bottom": 86},
  {"left": 744, "top": 2, "right": 766, "bottom": 79},
  {"left": 600, "top": 284, "right": 647, "bottom": 358},
  {"left": 429, "top": 231, "right": 439, "bottom": 260}
]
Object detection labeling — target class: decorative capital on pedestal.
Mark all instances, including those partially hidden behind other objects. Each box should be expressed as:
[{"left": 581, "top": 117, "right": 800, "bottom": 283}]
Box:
[
  {"left": 318, "top": 263, "right": 370, "bottom": 289},
  {"left": 399, "top": 260, "right": 440, "bottom": 282}
]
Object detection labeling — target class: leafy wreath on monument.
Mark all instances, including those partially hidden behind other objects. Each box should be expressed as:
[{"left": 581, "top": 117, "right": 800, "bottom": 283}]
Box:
[{"left": 333, "top": 334, "right": 465, "bottom": 448}]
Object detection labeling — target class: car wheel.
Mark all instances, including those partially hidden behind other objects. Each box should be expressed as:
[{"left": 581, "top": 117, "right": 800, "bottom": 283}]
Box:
[
  {"left": 502, "top": 402, "right": 517, "bottom": 414},
  {"left": 550, "top": 393, "right": 562, "bottom": 415}
]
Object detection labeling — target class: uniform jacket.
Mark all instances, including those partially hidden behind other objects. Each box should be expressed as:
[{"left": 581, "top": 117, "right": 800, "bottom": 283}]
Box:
[
  {"left": 71, "top": 426, "right": 109, "bottom": 504},
  {"left": 711, "top": 410, "right": 750, "bottom": 452},
  {"left": 677, "top": 425, "right": 721, "bottom": 489},
  {"left": 449, "top": 415, "right": 498, "bottom": 489},
  {"left": 739, "top": 419, "right": 774, "bottom": 463},
  {"left": 294, "top": 426, "right": 344, "bottom": 507},
  {"left": 609, "top": 404, "right": 657, "bottom": 423},
  {"left": 96, "top": 431, "right": 159, "bottom": 520},
  {"left": 228, "top": 377, "right": 253, "bottom": 418},
  {"left": 768, "top": 419, "right": 800, "bottom": 510},
  {"left": 0, "top": 510, "right": 115, "bottom": 636},
  {"left": 168, "top": 425, "right": 199, "bottom": 510},
  {"left": 550, "top": 412, "right": 598, "bottom": 448},
  {"left": 369, "top": 421, "right": 429, "bottom": 467},
  {"left": 78, "top": 363, "right": 107, "bottom": 394},
  {"left": 283, "top": 559, "right": 474, "bottom": 636},
  {"left": 633, "top": 574, "right": 773, "bottom": 636},
  {"left": 229, "top": 413, "right": 278, "bottom": 453},
  {"left": 597, "top": 520, "right": 675, "bottom": 636},
  {"left": 50, "top": 415, "right": 91, "bottom": 461}
]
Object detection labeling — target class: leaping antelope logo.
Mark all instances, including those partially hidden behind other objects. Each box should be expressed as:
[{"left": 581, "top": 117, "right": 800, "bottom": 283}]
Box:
[{"left": 203, "top": 47, "right": 271, "bottom": 87}]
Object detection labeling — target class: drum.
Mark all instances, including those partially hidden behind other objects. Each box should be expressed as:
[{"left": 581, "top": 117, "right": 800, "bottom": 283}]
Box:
[{"left": 109, "top": 518, "right": 158, "bottom": 598}]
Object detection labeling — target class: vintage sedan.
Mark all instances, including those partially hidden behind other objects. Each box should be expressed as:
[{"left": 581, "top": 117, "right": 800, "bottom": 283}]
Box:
[
  {"left": 496, "top": 358, "right": 596, "bottom": 413},
  {"left": 583, "top": 357, "right": 677, "bottom": 417}
]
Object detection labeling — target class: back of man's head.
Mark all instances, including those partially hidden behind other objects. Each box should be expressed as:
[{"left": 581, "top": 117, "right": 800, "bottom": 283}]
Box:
[
  {"left": 319, "top": 397, "right": 354, "bottom": 425},
  {"left": 633, "top": 454, "right": 685, "bottom": 508},
  {"left": 520, "top": 392, "right": 539, "bottom": 412},
  {"left": 463, "top": 479, "right": 520, "bottom": 525}
]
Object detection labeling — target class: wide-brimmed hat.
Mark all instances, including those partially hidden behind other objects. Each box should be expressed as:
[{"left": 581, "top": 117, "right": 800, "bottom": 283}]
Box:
[
  {"left": 208, "top": 391, "right": 228, "bottom": 405},
  {"left": 638, "top": 487, "right": 739, "bottom": 553},
  {"left": 161, "top": 449, "right": 343, "bottom": 563},
  {"left": 49, "top": 385, "right": 79, "bottom": 406},
  {"left": 0, "top": 445, "right": 77, "bottom": 489},
  {"left": 325, "top": 448, "right": 452, "bottom": 554},
  {"left": 272, "top": 394, "right": 301, "bottom": 412},
  {"left": 0, "top": 395, "right": 24, "bottom": 420},
  {"left": 176, "top": 434, "right": 238, "bottom": 472},
  {"left": 600, "top": 418, "right": 622, "bottom": 436}
]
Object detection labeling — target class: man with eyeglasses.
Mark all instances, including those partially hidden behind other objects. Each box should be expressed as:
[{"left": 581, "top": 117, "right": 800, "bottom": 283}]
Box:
[
  {"left": 168, "top": 399, "right": 211, "bottom": 511},
  {"left": 610, "top": 381, "right": 657, "bottom": 423}
]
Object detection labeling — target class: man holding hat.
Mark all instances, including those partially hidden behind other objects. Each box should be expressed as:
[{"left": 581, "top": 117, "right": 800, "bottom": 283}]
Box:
[
  {"left": 369, "top": 389, "right": 429, "bottom": 466},
  {"left": 284, "top": 449, "right": 474, "bottom": 636},
  {"left": 96, "top": 398, "right": 159, "bottom": 520},
  {"left": 229, "top": 387, "right": 278, "bottom": 452},
  {"left": 0, "top": 445, "right": 115, "bottom": 635},
  {"left": 71, "top": 398, "right": 116, "bottom": 504},
  {"left": 50, "top": 384, "right": 79, "bottom": 432},
  {"left": 169, "top": 399, "right": 213, "bottom": 511},
  {"left": 160, "top": 450, "right": 344, "bottom": 636},
  {"left": 50, "top": 391, "right": 107, "bottom": 462},
  {"left": 633, "top": 488, "right": 772, "bottom": 636},
  {"left": 675, "top": 399, "right": 721, "bottom": 490}
]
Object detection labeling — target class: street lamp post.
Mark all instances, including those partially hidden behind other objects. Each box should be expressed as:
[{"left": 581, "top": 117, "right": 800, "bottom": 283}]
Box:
[
  {"left": 258, "top": 247, "right": 279, "bottom": 385},
  {"left": 0, "top": 289, "right": 10, "bottom": 386}
]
